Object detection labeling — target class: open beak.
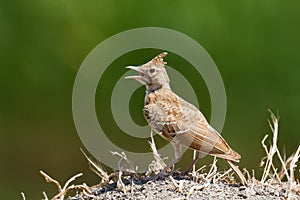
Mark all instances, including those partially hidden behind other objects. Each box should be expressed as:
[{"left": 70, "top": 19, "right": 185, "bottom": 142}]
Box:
[{"left": 125, "top": 66, "right": 147, "bottom": 84}]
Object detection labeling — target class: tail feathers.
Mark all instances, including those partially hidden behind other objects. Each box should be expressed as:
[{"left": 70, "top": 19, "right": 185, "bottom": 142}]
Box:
[{"left": 211, "top": 149, "right": 241, "bottom": 163}]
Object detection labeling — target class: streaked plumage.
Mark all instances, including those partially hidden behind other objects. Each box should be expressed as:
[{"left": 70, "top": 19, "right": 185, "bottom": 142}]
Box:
[
  {"left": 144, "top": 86, "right": 241, "bottom": 162},
  {"left": 125, "top": 52, "right": 246, "bottom": 185}
]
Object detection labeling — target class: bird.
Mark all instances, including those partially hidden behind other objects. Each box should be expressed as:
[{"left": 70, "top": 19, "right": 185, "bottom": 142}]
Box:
[{"left": 125, "top": 52, "right": 247, "bottom": 185}]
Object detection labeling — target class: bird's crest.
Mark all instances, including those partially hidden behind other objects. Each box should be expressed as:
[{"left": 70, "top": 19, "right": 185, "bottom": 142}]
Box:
[{"left": 149, "top": 52, "right": 168, "bottom": 67}]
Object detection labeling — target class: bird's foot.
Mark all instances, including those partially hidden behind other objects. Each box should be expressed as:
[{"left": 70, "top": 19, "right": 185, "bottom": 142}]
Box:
[
  {"left": 151, "top": 170, "right": 170, "bottom": 180},
  {"left": 180, "top": 170, "right": 190, "bottom": 176},
  {"left": 139, "top": 173, "right": 165, "bottom": 182},
  {"left": 180, "top": 165, "right": 194, "bottom": 176},
  {"left": 151, "top": 167, "right": 179, "bottom": 180}
]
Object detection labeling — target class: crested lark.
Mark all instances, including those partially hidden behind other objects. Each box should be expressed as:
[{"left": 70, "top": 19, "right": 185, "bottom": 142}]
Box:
[{"left": 125, "top": 52, "right": 247, "bottom": 185}]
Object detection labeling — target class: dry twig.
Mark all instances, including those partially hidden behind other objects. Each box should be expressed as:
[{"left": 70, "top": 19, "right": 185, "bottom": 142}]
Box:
[
  {"left": 187, "top": 181, "right": 210, "bottom": 199},
  {"left": 20, "top": 192, "right": 26, "bottom": 200},
  {"left": 215, "top": 168, "right": 232, "bottom": 183},
  {"left": 80, "top": 148, "right": 110, "bottom": 182},
  {"left": 116, "top": 170, "right": 128, "bottom": 194},
  {"left": 261, "top": 111, "right": 279, "bottom": 183},
  {"left": 40, "top": 170, "right": 62, "bottom": 192},
  {"left": 287, "top": 145, "right": 300, "bottom": 200},
  {"left": 206, "top": 156, "right": 218, "bottom": 181},
  {"left": 40, "top": 170, "right": 89, "bottom": 200},
  {"left": 42, "top": 191, "right": 49, "bottom": 200},
  {"left": 169, "top": 176, "right": 184, "bottom": 192},
  {"left": 110, "top": 151, "right": 136, "bottom": 174}
]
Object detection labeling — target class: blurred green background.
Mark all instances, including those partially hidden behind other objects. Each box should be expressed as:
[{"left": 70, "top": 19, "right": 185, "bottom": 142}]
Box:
[{"left": 1, "top": 0, "right": 300, "bottom": 199}]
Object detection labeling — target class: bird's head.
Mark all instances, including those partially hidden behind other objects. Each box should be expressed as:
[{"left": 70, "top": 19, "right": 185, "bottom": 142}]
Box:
[{"left": 125, "top": 52, "right": 170, "bottom": 92}]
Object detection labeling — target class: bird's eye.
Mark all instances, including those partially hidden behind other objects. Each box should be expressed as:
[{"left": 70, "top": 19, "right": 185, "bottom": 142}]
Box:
[{"left": 149, "top": 68, "right": 156, "bottom": 73}]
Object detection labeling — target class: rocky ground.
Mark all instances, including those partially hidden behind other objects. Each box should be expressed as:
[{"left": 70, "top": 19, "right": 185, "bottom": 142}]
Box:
[{"left": 67, "top": 176, "right": 299, "bottom": 200}]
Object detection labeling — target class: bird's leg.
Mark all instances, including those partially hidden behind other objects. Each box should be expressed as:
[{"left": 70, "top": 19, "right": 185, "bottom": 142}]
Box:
[
  {"left": 152, "top": 142, "right": 182, "bottom": 179},
  {"left": 181, "top": 151, "right": 201, "bottom": 175}
]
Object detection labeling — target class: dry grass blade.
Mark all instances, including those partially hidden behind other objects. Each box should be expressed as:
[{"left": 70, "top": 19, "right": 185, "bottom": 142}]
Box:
[
  {"left": 80, "top": 148, "right": 110, "bottom": 182},
  {"left": 117, "top": 170, "right": 128, "bottom": 194},
  {"left": 261, "top": 111, "right": 279, "bottom": 183},
  {"left": 40, "top": 170, "right": 85, "bottom": 200},
  {"left": 61, "top": 173, "right": 83, "bottom": 191},
  {"left": 244, "top": 168, "right": 251, "bottom": 181},
  {"left": 52, "top": 173, "right": 85, "bottom": 200},
  {"left": 261, "top": 111, "right": 292, "bottom": 184},
  {"left": 287, "top": 145, "right": 300, "bottom": 200},
  {"left": 110, "top": 151, "right": 136, "bottom": 174},
  {"left": 40, "top": 170, "right": 62, "bottom": 192},
  {"left": 252, "top": 170, "right": 258, "bottom": 185},
  {"left": 109, "top": 151, "right": 133, "bottom": 194},
  {"left": 259, "top": 111, "right": 300, "bottom": 199},
  {"left": 20, "top": 192, "right": 26, "bottom": 200},
  {"left": 276, "top": 147, "right": 290, "bottom": 182},
  {"left": 169, "top": 176, "right": 184, "bottom": 192},
  {"left": 214, "top": 168, "right": 232, "bottom": 183},
  {"left": 187, "top": 181, "right": 210, "bottom": 198},
  {"left": 147, "top": 129, "right": 167, "bottom": 175},
  {"left": 42, "top": 191, "right": 49, "bottom": 200},
  {"left": 53, "top": 184, "right": 95, "bottom": 200},
  {"left": 290, "top": 145, "right": 300, "bottom": 183},
  {"left": 278, "top": 153, "right": 294, "bottom": 180},
  {"left": 206, "top": 156, "right": 218, "bottom": 181}
]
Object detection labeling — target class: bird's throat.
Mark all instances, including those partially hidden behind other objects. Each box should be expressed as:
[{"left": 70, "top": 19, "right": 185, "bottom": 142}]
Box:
[
  {"left": 146, "top": 84, "right": 163, "bottom": 94},
  {"left": 146, "top": 83, "right": 170, "bottom": 95}
]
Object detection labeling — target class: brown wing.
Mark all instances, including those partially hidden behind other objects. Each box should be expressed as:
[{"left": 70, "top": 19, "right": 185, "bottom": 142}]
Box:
[
  {"left": 144, "top": 88, "right": 240, "bottom": 162},
  {"left": 175, "top": 98, "right": 241, "bottom": 162}
]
